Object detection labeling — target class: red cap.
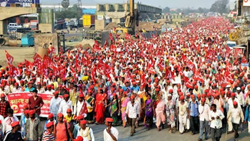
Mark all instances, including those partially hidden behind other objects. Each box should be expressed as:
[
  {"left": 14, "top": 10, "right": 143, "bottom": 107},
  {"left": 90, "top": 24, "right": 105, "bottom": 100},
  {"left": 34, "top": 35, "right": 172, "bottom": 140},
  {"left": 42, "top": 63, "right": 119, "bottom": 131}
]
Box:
[
  {"left": 191, "top": 95, "right": 195, "bottom": 99},
  {"left": 131, "top": 95, "right": 135, "bottom": 99},
  {"left": 201, "top": 98, "right": 206, "bottom": 103},
  {"left": 58, "top": 113, "right": 64, "bottom": 118},
  {"left": 67, "top": 108, "right": 72, "bottom": 113},
  {"left": 24, "top": 110, "right": 29, "bottom": 115},
  {"left": 77, "top": 115, "right": 84, "bottom": 120},
  {"left": 80, "top": 120, "right": 87, "bottom": 125},
  {"left": 79, "top": 93, "right": 84, "bottom": 98},
  {"left": 202, "top": 94, "right": 206, "bottom": 98},
  {"left": 54, "top": 91, "right": 59, "bottom": 95},
  {"left": 207, "top": 93, "right": 211, "bottom": 97},
  {"left": 169, "top": 89, "right": 173, "bottom": 93},
  {"left": 11, "top": 121, "right": 19, "bottom": 127},
  {"left": 0, "top": 93, "right": 5, "bottom": 98},
  {"left": 113, "top": 93, "right": 117, "bottom": 97},
  {"left": 195, "top": 85, "right": 198, "bottom": 89},
  {"left": 29, "top": 110, "right": 36, "bottom": 116},
  {"left": 74, "top": 136, "right": 83, "bottom": 141},
  {"left": 231, "top": 93, "right": 236, "bottom": 97},
  {"left": 233, "top": 101, "right": 237, "bottom": 106},
  {"left": 106, "top": 118, "right": 114, "bottom": 123},
  {"left": 197, "top": 94, "right": 201, "bottom": 98},
  {"left": 64, "top": 94, "right": 69, "bottom": 98},
  {"left": 180, "top": 96, "right": 185, "bottom": 100},
  {"left": 46, "top": 122, "right": 54, "bottom": 128},
  {"left": 48, "top": 113, "right": 54, "bottom": 119}
]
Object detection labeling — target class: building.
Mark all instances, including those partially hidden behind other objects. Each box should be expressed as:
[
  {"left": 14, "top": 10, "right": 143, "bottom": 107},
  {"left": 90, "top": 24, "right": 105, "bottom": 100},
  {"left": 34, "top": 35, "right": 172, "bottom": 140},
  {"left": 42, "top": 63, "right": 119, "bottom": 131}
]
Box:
[{"left": 96, "top": 3, "right": 162, "bottom": 23}]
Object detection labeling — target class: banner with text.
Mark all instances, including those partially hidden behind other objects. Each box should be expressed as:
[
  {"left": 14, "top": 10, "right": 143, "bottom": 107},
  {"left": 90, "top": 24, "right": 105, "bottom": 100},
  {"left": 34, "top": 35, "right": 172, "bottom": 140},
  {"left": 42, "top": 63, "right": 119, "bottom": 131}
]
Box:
[{"left": 7, "top": 93, "right": 53, "bottom": 117}]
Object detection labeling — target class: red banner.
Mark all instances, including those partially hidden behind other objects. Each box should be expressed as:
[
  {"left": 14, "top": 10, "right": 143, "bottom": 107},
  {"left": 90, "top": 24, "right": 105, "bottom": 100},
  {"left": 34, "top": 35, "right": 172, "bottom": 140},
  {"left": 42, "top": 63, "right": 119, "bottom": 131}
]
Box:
[{"left": 7, "top": 93, "right": 55, "bottom": 117}]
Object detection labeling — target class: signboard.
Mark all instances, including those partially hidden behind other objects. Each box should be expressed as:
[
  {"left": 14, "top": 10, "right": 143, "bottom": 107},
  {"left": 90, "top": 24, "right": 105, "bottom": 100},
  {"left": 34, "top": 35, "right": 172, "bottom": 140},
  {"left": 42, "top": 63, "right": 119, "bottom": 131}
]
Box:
[
  {"left": 0, "top": 0, "right": 39, "bottom": 7},
  {"left": 243, "top": 0, "right": 250, "bottom": 6},
  {"left": 7, "top": 92, "right": 57, "bottom": 117}
]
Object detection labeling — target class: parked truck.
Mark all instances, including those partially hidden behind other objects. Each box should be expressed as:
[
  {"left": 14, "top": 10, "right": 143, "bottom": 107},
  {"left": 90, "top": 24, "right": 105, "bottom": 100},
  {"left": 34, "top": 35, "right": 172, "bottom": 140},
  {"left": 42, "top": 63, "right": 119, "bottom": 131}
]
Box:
[
  {"left": 68, "top": 18, "right": 79, "bottom": 30},
  {"left": 83, "top": 15, "right": 95, "bottom": 28}
]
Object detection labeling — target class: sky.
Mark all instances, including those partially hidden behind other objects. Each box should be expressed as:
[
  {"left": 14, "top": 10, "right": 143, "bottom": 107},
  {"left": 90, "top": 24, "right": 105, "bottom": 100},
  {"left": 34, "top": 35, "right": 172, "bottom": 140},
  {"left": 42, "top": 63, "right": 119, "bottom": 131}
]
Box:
[{"left": 42, "top": 0, "right": 236, "bottom": 9}]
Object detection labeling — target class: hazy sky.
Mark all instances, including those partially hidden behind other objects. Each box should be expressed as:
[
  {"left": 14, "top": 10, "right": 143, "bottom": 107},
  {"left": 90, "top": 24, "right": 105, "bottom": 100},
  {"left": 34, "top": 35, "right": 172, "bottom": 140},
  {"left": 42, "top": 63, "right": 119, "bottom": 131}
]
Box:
[{"left": 42, "top": 0, "right": 235, "bottom": 9}]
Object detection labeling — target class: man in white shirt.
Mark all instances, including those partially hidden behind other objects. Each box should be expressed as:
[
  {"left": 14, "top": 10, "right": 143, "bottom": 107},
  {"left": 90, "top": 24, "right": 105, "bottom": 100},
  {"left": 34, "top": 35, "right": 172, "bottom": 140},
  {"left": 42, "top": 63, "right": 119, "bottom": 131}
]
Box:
[
  {"left": 227, "top": 93, "right": 239, "bottom": 133},
  {"left": 77, "top": 120, "right": 95, "bottom": 141},
  {"left": 227, "top": 101, "right": 244, "bottom": 139},
  {"left": 103, "top": 118, "right": 118, "bottom": 141},
  {"left": 198, "top": 98, "right": 210, "bottom": 141},
  {"left": 58, "top": 94, "right": 73, "bottom": 116},
  {"left": 209, "top": 104, "right": 224, "bottom": 141},
  {"left": 126, "top": 95, "right": 139, "bottom": 136},
  {"left": 3, "top": 108, "right": 19, "bottom": 134},
  {"left": 49, "top": 91, "right": 62, "bottom": 119}
]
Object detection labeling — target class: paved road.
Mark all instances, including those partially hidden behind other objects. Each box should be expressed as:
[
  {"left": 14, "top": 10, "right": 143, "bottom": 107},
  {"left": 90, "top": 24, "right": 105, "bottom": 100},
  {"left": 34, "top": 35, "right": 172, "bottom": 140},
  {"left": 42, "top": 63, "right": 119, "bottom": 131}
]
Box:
[{"left": 40, "top": 119, "right": 250, "bottom": 141}]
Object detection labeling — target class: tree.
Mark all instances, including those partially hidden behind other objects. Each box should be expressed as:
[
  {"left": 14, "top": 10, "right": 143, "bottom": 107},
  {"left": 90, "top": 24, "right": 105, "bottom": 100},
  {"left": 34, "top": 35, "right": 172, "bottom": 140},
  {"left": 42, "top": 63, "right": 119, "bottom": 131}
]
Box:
[
  {"left": 163, "top": 7, "right": 170, "bottom": 13},
  {"left": 198, "top": 7, "right": 204, "bottom": 13},
  {"left": 210, "top": 0, "right": 229, "bottom": 14},
  {"left": 61, "top": 0, "right": 70, "bottom": 9}
]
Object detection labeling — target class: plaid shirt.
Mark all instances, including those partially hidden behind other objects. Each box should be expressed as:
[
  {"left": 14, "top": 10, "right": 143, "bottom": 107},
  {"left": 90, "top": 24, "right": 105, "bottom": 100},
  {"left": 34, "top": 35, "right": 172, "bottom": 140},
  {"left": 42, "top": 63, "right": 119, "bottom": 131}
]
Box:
[{"left": 0, "top": 101, "right": 10, "bottom": 118}]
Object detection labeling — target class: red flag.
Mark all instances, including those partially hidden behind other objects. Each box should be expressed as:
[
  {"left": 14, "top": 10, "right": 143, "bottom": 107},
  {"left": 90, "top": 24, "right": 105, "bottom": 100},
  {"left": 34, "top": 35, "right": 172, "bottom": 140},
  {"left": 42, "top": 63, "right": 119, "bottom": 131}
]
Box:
[
  {"left": 125, "top": 33, "right": 131, "bottom": 39},
  {"left": 5, "top": 50, "right": 14, "bottom": 65},
  {"left": 241, "top": 56, "right": 248, "bottom": 63}
]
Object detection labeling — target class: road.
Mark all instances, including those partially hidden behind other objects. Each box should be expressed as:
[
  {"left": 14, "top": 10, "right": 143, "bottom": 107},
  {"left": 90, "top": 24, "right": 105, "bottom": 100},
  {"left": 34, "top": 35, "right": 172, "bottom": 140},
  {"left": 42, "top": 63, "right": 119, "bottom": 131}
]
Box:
[{"left": 40, "top": 119, "right": 250, "bottom": 141}]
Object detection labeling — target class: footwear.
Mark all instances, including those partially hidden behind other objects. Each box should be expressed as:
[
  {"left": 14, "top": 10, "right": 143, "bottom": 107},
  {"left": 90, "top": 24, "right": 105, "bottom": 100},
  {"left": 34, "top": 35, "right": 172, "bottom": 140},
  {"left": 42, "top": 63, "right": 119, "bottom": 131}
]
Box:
[
  {"left": 130, "top": 133, "right": 134, "bottom": 136},
  {"left": 197, "top": 139, "right": 202, "bottom": 141},
  {"left": 204, "top": 137, "right": 209, "bottom": 140},
  {"left": 227, "top": 131, "right": 233, "bottom": 134}
]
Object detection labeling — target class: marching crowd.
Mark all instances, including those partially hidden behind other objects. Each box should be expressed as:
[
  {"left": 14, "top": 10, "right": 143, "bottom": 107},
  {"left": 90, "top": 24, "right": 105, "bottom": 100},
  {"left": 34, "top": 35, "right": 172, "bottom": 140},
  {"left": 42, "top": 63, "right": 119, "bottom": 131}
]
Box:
[{"left": 0, "top": 17, "right": 250, "bottom": 141}]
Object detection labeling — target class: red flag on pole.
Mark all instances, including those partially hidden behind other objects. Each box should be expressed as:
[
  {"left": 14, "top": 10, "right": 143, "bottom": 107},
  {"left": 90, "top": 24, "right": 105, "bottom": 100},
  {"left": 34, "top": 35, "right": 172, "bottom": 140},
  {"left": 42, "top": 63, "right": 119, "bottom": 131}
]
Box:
[{"left": 5, "top": 50, "right": 14, "bottom": 65}]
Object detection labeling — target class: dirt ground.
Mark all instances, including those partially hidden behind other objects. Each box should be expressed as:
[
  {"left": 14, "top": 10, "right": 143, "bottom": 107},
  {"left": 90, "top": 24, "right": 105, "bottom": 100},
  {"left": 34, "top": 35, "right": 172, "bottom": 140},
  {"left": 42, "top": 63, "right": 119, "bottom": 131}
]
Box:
[{"left": 0, "top": 46, "right": 34, "bottom": 67}]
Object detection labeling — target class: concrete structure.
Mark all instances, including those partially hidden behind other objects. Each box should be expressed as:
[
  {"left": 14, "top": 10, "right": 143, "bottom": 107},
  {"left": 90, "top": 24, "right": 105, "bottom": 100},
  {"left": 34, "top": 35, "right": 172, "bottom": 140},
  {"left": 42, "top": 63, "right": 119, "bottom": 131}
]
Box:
[
  {"left": 0, "top": 7, "right": 41, "bottom": 34},
  {"left": 40, "top": 4, "right": 96, "bottom": 11},
  {"left": 96, "top": 3, "right": 162, "bottom": 23}
]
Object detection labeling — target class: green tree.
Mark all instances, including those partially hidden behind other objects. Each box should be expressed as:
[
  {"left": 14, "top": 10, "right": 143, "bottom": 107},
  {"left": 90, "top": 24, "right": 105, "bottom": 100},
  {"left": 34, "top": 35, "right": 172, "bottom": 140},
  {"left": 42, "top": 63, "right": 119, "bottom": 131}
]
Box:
[
  {"left": 163, "top": 7, "right": 170, "bottom": 13},
  {"left": 210, "top": 0, "right": 229, "bottom": 14},
  {"left": 61, "top": 0, "right": 70, "bottom": 9}
]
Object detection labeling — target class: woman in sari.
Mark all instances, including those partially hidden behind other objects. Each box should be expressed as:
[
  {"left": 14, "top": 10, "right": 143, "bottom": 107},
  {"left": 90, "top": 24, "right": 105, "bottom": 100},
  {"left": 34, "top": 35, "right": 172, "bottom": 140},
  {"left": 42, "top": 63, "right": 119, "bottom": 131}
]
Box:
[
  {"left": 109, "top": 93, "right": 120, "bottom": 126},
  {"left": 85, "top": 90, "right": 95, "bottom": 123},
  {"left": 145, "top": 94, "right": 154, "bottom": 130},
  {"left": 95, "top": 88, "right": 107, "bottom": 124},
  {"left": 121, "top": 91, "right": 130, "bottom": 127}
]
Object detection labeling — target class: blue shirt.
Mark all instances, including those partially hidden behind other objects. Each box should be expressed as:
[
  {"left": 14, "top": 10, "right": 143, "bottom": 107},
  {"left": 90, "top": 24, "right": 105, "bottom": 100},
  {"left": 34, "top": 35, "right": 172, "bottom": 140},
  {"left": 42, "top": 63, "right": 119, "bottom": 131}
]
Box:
[
  {"left": 189, "top": 101, "right": 199, "bottom": 117},
  {"left": 131, "top": 86, "right": 140, "bottom": 92},
  {"left": 24, "top": 87, "right": 35, "bottom": 92},
  {"left": 245, "top": 106, "right": 250, "bottom": 122}
]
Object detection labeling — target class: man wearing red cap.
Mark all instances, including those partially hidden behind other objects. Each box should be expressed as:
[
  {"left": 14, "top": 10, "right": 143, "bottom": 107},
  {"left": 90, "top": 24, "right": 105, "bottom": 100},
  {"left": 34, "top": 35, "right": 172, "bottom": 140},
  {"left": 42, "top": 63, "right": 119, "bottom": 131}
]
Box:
[
  {"left": 55, "top": 113, "right": 74, "bottom": 141},
  {"left": 188, "top": 94, "right": 199, "bottom": 135},
  {"left": 126, "top": 95, "right": 139, "bottom": 136},
  {"left": 77, "top": 120, "right": 95, "bottom": 141},
  {"left": 104, "top": 118, "right": 118, "bottom": 141},
  {"left": 74, "top": 93, "right": 88, "bottom": 117},
  {"left": 177, "top": 96, "right": 189, "bottom": 134},
  {"left": 58, "top": 94, "right": 73, "bottom": 116},
  {"left": 3, "top": 121, "right": 22, "bottom": 141},
  {"left": 0, "top": 93, "right": 10, "bottom": 118},
  {"left": 227, "top": 101, "right": 244, "bottom": 139},
  {"left": 25, "top": 110, "right": 42, "bottom": 141},
  {"left": 227, "top": 93, "right": 239, "bottom": 133},
  {"left": 42, "top": 122, "right": 55, "bottom": 141},
  {"left": 28, "top": 89, "right": 44, "bottom": 116},
  {"left": 198, "top": 98, "right": 209, "bottom": 141},
  {"left": 49, "top": 91, "right": 62, "bottom": 119},
  {"left": 209, "top": 104, "right": 224, "bottom": 141},
  {"left": 44, "top": 113, "right": 56, "bottom": 131}
]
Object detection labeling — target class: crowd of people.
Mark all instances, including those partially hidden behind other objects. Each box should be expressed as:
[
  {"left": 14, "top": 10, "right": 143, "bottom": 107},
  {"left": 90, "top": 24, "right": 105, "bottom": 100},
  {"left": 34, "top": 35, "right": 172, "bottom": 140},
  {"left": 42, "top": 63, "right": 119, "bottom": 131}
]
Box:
[{"left": 0, "top": 17, "right": 250, "bottom": 141}]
